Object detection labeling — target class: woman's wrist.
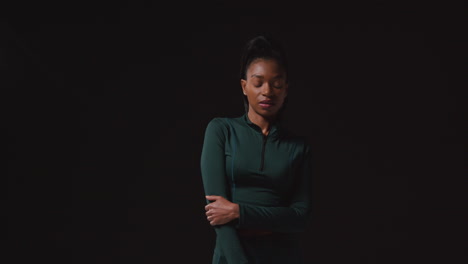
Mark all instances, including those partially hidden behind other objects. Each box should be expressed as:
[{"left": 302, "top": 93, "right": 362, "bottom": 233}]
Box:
[{"left": 231, "top": 203, "right": 240, "bottom": 219}]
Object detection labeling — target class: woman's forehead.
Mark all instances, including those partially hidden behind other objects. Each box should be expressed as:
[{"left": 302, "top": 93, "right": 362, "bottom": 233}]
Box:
[{"left": 247, "top": 58, "right": 286, "bottom": 78}]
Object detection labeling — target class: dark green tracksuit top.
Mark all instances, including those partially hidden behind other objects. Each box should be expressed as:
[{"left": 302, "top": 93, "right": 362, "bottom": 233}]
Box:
[{"left": 200, "top": 113, "right": 313, "bottom": 264}]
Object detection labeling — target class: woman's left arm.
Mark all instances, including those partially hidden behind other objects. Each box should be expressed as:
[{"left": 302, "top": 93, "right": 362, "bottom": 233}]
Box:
[{"left": 235, "top": 144, "right": 313, "bottom": 233}]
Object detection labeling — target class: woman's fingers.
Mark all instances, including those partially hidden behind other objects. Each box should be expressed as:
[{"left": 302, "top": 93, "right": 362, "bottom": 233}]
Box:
[
  {"left": 207, "top": 215, "right": 216, "bottom": 225},
  {"left": 205, "top": 195, "right": 220, "bottom": 211},
  {"left": 206, "top": 210, "right": 219, "bottom": 225},
  {"left": 204, "top": 195, "right": 234, "bottom": 226},
  {"left": 205, "top": 195, "right": 221, "bottom": 201},
  {"left": 205, "top": 196, "right": 230, "bottom": 212}
]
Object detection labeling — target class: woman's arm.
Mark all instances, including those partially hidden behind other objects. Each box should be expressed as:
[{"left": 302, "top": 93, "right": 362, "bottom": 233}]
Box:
[
  {"left": 200, "top": 118, "right": 249, "bottom": 264},
  {"left": 235, "top": 144, "right": 313, "bottom": 233}
]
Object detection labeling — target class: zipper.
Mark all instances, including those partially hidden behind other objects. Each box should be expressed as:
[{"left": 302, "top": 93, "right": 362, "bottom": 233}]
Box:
[{"left": 260, "top": 134, "right": 267, "bottom": 171}]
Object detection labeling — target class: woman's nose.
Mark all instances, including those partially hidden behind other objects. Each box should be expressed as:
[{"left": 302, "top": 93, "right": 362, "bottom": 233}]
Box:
[{"left": 261, "top": 84, "right": 273, "bottom": 96}]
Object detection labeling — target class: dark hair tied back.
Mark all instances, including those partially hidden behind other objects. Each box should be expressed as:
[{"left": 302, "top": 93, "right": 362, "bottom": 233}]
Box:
[{"left": 240, "top": 33, "right": 289, "bottom": 82}]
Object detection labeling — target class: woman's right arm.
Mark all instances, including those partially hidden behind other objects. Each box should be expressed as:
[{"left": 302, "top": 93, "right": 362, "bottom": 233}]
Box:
[{"left": 201, "top": 118, "right": 249, "bottom": 264}]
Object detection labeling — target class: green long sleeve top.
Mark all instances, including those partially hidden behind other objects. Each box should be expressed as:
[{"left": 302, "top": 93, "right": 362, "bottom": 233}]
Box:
[{"left": 200, "top": 113, "right": 313, "bottom": 264}]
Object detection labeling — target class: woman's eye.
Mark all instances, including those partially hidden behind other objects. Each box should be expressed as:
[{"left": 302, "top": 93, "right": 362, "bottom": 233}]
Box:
[{"left": 273, "top": 83, "right": 283, "bottom": 89}]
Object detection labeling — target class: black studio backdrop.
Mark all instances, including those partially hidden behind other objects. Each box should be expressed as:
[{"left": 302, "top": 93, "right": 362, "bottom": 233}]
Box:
[{"left": 5, "top": 3, "right": 466, "bottom": 264}]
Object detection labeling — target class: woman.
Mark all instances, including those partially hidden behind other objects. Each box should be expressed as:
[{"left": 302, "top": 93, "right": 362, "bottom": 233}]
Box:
[{"left": 200, "top": 33, "right": 313, "bottom": 264}]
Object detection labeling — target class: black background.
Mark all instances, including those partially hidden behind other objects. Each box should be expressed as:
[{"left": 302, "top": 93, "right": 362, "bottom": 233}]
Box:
[{"left": 5, "top": 1, "right": 466, "bottom": 264}]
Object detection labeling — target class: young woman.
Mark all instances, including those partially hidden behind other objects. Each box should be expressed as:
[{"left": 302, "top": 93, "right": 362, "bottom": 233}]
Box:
[{"left": 200, "top": 33, "right": 313, "bottom": 264}]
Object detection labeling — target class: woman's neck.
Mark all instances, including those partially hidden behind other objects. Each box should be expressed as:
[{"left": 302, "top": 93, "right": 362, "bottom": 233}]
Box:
[{"left": 247, "top": 110, "right": 276, "bottom": 136}]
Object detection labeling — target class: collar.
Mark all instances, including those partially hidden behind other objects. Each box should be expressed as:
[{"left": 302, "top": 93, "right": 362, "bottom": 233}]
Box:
[{"left": 243, "top": 113, "right": 282, "bottom": 138}]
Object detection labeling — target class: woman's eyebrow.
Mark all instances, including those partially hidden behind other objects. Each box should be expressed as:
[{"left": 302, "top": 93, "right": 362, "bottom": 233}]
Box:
[
  {"left": 251, "top": 74, "right": 284, "bottom": 79},
  {"left": 274, "top": 74, "right": 284, "bottom": 79}
]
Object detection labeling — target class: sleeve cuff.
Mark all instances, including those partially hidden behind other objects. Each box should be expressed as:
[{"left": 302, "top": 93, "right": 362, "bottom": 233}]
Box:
[{"left": 234, "top": 203, "right": 244, "bottom": 228}]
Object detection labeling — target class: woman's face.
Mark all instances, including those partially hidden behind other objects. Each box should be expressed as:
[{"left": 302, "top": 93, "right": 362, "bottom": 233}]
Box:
[{"left": 241, "top": 58, "right": 288, "bottom": 118}]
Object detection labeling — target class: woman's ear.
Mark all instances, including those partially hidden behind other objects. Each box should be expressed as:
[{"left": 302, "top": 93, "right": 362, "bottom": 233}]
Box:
[{"left": 240, "top": 79, "right": 247, "bottom": 95}]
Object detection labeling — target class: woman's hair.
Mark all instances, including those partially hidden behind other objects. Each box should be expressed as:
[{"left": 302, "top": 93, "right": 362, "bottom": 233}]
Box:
[{"left": 239, "top": 33, "right": 289, "bottom": 115}]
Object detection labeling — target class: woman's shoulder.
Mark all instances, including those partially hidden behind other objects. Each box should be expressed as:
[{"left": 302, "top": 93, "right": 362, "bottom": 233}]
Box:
[
  {"left": 204, "top": 115, "right": 243, "bottom": 134},
  {"left": 206, "top": 115, "right": 243, "bottom": 127},
  {"left": 205, "top": 116, "right": 231, "bottom": 127}
]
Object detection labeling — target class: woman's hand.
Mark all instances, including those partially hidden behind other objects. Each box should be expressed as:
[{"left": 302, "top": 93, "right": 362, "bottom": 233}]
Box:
[{"left": 205, "top": 195, "right": 239, "bottom": 226}]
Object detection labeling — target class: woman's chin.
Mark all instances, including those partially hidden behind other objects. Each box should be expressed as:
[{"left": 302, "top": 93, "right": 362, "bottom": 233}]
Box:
[{"left": 256, "top": 109, "right": 279, "bottom": 118}]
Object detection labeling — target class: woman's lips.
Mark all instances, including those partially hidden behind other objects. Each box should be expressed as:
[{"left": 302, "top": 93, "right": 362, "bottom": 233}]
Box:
[{"left": 259, "top": 101, "right": 275, "bottom": 108}]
